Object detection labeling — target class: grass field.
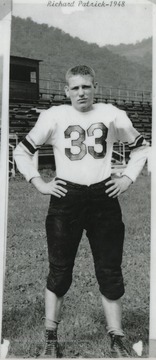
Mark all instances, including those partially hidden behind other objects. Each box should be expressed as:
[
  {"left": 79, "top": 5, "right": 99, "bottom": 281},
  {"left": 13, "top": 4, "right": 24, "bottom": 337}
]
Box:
[{"left": 2, "top": 168, "right": 150, "bottom": 358}]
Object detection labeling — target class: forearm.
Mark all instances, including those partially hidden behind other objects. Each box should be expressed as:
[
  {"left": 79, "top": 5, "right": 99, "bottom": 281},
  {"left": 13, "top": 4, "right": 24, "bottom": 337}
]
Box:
[
  {"left": 120, "top": 175, "right": 133, "bottom": 186},
  {"left": 31, "top": 176, "right": 46, "bottom": 192},
  {"left": 13, "top": 143, "right": 40, "bottom": 182},
  {"left": 31, "top": 177, "right": 68, "bottom": 197},
  {"left": 14, "top": 142, "right": 67, "bottom": 197},
  {"left": 122, "top": 145, "right": 150, "bottom": 182}
]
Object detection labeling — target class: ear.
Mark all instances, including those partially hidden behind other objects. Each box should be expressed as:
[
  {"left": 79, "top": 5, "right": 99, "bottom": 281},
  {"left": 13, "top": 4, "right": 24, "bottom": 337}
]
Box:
[{"left": 64, "top": 85, "right": 70, "bottom": 98}]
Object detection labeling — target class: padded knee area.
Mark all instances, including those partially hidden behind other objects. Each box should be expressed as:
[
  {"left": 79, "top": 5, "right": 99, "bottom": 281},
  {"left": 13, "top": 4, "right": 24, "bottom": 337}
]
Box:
[
  {"left": 96, "top": 268, "right": 125, "bottom": 300},
  {"left": 47, "top": 263, "right": 73, "bottom": 297}
]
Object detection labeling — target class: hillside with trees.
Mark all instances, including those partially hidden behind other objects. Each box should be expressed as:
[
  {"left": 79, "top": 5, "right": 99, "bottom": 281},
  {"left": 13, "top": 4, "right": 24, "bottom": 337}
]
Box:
[
  {"left": 106, "top": 38, "right": 152, "bottom": 70},
  {"left": 10, "top": 16, "right": 152, "bottom": 91}
]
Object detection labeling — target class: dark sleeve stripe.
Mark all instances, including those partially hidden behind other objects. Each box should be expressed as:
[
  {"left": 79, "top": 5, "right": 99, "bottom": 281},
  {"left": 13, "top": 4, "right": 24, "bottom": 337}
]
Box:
[
  {"left": 129, "top": 135, "right": 144, "bottom": 150},
  {"left": 22, "top": 138, "right": 39, "bottom": 154}
]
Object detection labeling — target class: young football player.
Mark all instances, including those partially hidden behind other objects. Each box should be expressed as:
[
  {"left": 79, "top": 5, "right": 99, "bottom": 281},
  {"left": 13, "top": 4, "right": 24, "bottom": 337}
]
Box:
[{"left": 14, "top": 65, "right": 149, "bottom": 358}]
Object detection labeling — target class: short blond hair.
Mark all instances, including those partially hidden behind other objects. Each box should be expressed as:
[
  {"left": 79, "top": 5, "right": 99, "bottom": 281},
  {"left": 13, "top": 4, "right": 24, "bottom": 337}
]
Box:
[{"left": 65, "top": 65, "right": 95, "bottom": 84}]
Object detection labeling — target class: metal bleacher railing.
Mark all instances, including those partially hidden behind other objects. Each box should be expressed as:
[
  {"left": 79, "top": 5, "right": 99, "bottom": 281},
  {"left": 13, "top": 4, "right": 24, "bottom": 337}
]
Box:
[
  {"left": 98, "top": 86, "right": 151, "bottom": 103},
  {"left": 39, "top": 78, "right": 152, "bottom": 104}
]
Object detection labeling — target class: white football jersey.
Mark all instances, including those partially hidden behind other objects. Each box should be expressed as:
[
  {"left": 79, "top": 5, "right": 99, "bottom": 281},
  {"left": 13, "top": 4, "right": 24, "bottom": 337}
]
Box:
[{"left": 14, "top": 103, "right": 149, "bottom": 185}]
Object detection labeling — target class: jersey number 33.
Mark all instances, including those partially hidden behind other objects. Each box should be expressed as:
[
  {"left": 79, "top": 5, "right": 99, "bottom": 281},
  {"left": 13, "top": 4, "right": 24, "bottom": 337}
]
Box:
[{"left": 64, "top": 122, "right": 108, "bottom": 161}]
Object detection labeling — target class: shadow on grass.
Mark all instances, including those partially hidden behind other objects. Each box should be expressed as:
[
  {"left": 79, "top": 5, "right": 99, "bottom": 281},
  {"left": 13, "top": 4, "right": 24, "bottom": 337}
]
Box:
[
  {"left": 2, "top": 302, "right": 149, "bottom": 358},
  {"left": 123, "top": 309, "right": 149, "bottom": 357}
]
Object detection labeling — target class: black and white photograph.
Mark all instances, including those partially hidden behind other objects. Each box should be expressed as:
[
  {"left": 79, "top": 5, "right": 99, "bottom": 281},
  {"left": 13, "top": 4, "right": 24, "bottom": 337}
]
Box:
[{"left": 0, "top": 0, "right": 154, "bottom": 358}]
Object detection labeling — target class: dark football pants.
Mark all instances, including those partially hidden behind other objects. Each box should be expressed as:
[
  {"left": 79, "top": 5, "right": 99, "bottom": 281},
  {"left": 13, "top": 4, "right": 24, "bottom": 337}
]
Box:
[{"left": 46, "top": 178, "right": 125, "bottom": 300}]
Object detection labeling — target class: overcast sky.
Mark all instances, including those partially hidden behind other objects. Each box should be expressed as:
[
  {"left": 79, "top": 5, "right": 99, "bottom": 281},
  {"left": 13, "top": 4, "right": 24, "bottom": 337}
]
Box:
[{"left": 12, "top": 0, "right": 152, "bottom": 46}]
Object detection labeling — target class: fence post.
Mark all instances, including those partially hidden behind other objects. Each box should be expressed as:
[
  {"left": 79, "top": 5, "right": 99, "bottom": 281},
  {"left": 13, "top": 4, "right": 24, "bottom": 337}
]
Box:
[
  {"left": 58, "top": 82, "right": 61, "bottom": 100},
  {"left": 109, "top": 87, "right": 112, "bottom": 101},
  {"left": 33, "top": 151, "right": 39, "bottom": 169},
  {"left": 118, "top": 88, "right": 121, "bottom": 102},
  {"left": 0, "top": 6, "right": 11, "bottom": 358},
  {"left": 149, "top": 3, "right": 156, "bottom": 356}
]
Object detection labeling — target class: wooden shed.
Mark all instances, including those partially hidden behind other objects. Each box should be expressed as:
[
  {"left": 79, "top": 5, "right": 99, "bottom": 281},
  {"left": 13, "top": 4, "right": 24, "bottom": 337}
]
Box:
[{"left": 10, "top": 56, "right": 42, "bottom": 101}]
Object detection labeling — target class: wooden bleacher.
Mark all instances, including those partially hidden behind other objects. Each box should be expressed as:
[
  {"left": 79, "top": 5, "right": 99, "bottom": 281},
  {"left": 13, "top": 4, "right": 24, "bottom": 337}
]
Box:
[{"left": 9, "top": 102, "right": 54, "bottom": 171}]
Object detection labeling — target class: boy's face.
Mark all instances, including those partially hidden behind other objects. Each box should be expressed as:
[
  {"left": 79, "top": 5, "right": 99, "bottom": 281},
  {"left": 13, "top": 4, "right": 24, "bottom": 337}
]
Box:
[{"left": 65, "top": 74, "right": 97, "bottom": 112}]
